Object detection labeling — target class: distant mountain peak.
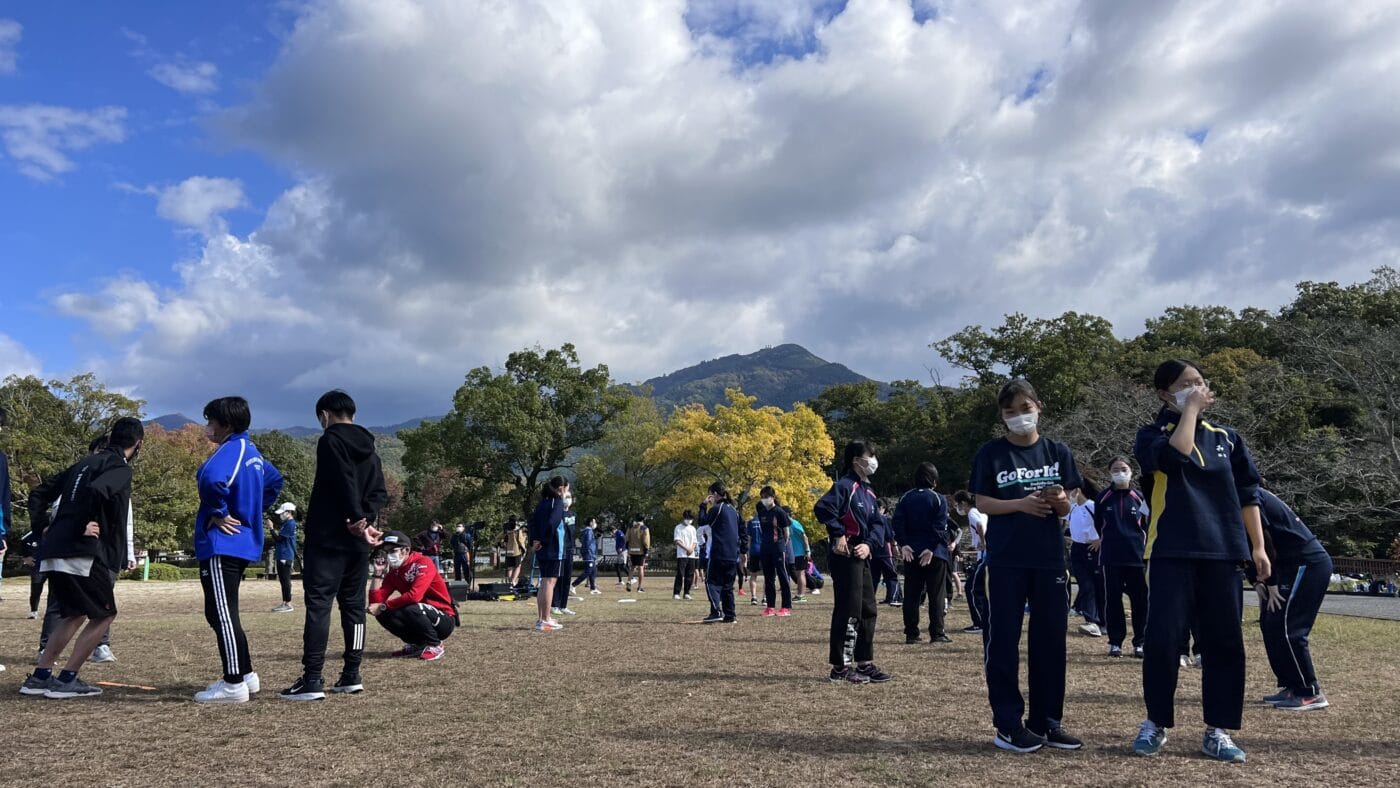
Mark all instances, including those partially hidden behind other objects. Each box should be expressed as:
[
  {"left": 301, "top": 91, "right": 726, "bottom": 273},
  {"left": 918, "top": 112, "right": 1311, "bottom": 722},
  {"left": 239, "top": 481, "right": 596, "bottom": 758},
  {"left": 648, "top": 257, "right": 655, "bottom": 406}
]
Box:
[
  {"left": 145, "top": 413, "right": 196, "bottom": 430},
  {"left": 641, "top": 344, "right": 887, "bottom": 410}
]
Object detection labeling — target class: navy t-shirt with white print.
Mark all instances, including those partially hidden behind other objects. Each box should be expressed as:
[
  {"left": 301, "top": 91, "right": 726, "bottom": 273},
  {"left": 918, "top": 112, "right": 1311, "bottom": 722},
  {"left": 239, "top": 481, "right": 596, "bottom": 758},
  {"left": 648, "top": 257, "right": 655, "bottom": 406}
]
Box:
[{"left": 969, "top": 436, "right": 1082, "bottom": 572}]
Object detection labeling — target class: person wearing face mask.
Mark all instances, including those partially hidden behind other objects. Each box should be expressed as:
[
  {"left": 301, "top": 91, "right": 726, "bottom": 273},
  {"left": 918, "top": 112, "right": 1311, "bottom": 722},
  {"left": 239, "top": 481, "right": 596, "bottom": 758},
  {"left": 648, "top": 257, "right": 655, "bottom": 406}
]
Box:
[
  {"left": 952, "top": 491, "right": 988, "bottom": 634},
  {"left": 969, "top": 379, "right": 1083, "bottom": 753},
  {"left": 1130, "top": 360, "right": 1270, "bottom": 763},
  {"left": 1066, "top": 482, "right": 1104, "bottom": 639},
  {"left": 1094, "top": 458, "right": 1149, "bottom": 658},
  {"left": 755, "top": 486, "right": 793, "bottom": 617},
  {"left": 189, "top": 397, "right": 284, "bottom": 704},
  {"left": 550, "top": 492, "right": 578, "bottom": 617},
  {"left": 672, "top": 511, "right": 698, "bottom": 600},
  {"left": 814, "top": 440, "right": 892, "bottom": 685},
  {"left": 369, "top": 531, "right": 457, "bottom": 661},
  {"left": 529, "top": 477, "right": 571, "bottom": 632},
  {"left": 451, "top": 523, "right": 474, "bottom": 587},
  {"left": 572, "top": 517, "right": 602, "bottom": 595},
  {"left": 416, "top": 521, "right": 445, "bottom": 574},
  {"left": 893, "top": 463, "right": 953, "bottom": 644},
  {"left": 699, "top": 482, "right": 742, "bottom": 624}
]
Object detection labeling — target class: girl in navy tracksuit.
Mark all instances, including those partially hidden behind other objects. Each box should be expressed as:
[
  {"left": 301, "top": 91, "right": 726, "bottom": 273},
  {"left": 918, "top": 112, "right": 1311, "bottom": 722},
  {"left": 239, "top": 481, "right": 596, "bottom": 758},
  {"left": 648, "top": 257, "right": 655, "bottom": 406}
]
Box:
[
  {"left": 194, "top": 397, "right": 284, "bottom": 703},
  {"left": 814, "top": 440, "right": 892, "bottom": 685},
  {"left": 892, "top": 462, "right": 952, "bottom": 643},
  {"left": 755, "top": 486, "right": 793, "bottom": 615},
  {"left": 1253, "top": 489, "right": 1331, "bottom": 711},
  {"left": 550, "top": 500, "right": 577, "bottom": 613},
  {"left": 699, "top": 481, "right": 741, "bottom": 623},
  {"left": 1131, "top": 359, "right": 1269, "bottom": 763},
  {"left": 969, "top": 380, "right": 1082, "bottom": 753},
  {"left": 572, "top": 518, "right": 600, "bottom": 593},
  {"left": 528, "top": 476, "right": 570, "bottom": 631},
  {"left": 1095, "top": 457, "right": 1149, "bottom": 657}
]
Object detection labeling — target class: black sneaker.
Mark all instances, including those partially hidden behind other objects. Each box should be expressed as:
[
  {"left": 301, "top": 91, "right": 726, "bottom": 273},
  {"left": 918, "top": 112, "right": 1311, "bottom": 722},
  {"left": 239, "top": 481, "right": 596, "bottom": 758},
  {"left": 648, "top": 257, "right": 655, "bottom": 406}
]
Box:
[
  {"left": 855, "top": 663, "right": 893, "bottom": 683},
  {"left": 1036, "top": 727, "right": 1083, "bottom": 750},
  {"left": 961, "top": 625, "right": 982, "bottom": 634},
  {"left": 701, "top": 615, "right": 724, "bottom": 624},
  {"left": 905, "top": 636, "right": 921, "bottom": 644},
  {"left": 332, "top": 674, "right": 364, "bottom": 694},
  {"left": 1108, "top": 645, "right": 1123, "bottom": 657},
  {"left": 829, "top": 666, "right": 871, "bottom": 685},
  {"left": 931, "top": 634, "right": 952, "bottom": 643},
  {"left": 994, "top": 727, "right": 1045, "bottom": 753},
  {"left": 279, "top": 675, "right": 326, "bottom": 701},
  {"left": 721, "top": 618, "right": 738, "bottom": 624}
]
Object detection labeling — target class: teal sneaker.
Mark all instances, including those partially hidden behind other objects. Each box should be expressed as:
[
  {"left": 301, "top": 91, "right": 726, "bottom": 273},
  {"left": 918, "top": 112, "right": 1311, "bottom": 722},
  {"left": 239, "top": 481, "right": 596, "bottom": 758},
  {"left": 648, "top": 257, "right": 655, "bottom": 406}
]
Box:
[
  {"left": 1201, "top": 728, "right": 1246, "bottom": 763},
  {"left": 1132, "top": 720, "right": 1167, "bottom": 756}
]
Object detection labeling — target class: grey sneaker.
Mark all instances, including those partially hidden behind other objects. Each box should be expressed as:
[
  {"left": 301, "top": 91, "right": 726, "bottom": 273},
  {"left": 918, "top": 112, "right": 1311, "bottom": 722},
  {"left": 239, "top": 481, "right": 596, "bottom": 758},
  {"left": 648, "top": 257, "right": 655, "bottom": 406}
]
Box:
[
  {"left": 44, "top": 676, "right": 103, "bottom": 699},
  {"left": 19, "top": 673, "right": 54, "bottom": 696},
  {"left": 89, "top": 645, "right": 117, "bottom": 663},
  {"left": 271, "top": 603, "right": 294, "bottom": 613}
]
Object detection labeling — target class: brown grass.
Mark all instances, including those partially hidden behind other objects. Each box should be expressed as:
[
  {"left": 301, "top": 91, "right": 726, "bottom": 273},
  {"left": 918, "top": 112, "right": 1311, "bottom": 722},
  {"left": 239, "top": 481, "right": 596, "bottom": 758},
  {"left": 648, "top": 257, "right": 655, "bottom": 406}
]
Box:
[{"left": 1, "top": 575, "right": 1397, "bottom": 787}]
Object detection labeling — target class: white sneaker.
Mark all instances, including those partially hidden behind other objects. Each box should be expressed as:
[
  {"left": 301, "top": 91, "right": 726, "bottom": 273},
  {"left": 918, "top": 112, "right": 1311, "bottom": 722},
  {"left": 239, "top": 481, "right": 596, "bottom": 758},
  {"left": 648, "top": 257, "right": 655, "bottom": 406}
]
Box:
[
  {"left": 683, "top": 594, "right": 693, "bottom": 600},
  {"left": 545, "top": 619, "right": 564, "bottom": 631},
  {"left": 812, "top": 589, "right": 822, "bottom": 595},
  {"left": 590, "top": 589, "right": 602, "bottom": 595},
  {"left": 89, "top": 645, "right": 117, "bottom": 663},
  {"left": 551, "top": 607, "right": 565, "bottom": 616},
  {"left": 244, "top": 672, "right": 261, "bottom": 694},
  {"left": 27, "top": 610, "right": 38, "bottom": 620},
  {"left": 195, "top": 679, "right": 250, "bottom": 704},
  {"left": 673, "top": 594, "right": 682, "bottom": 600},
  {"left": 558, "top": 608, "right": 577, "bottom": 616},
  {"left": 1078, "top": 623, "right": 1102, "bottom": 637},
  {"left": 1179, "top": 655, "right": 1192, "bottom": 668}
]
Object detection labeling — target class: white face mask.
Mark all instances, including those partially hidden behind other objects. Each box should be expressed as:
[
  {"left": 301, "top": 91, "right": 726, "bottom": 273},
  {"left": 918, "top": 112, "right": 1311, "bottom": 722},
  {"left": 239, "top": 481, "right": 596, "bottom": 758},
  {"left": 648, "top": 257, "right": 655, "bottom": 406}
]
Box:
[
  {"left": 1111, "top": 471, "right": 1132, "bottom": 486},
  {"left": 387, "top": 551, "right": 406, "bottom": 569},
  {"left": 861, "top": 456, "right": 879, "bottom": 476},
  {"left": 563, "top": 495, "right": 574, "bottom": 508},
  {"left": 1004, "top": 412, "right": 1039, "bottom": 435},
  {"left": 1172, "top": 387, "right": 1195, "bottom": 409},
  {"left": 761, "top": 497, "right": 775, "bottom": 508}
]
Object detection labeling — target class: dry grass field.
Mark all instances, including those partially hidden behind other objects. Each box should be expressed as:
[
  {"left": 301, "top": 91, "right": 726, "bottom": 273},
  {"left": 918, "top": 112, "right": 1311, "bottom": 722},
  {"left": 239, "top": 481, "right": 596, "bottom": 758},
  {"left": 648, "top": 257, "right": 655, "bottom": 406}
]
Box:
[{"left": 1, "top": 573, "right": 1397, "bottom": 787}]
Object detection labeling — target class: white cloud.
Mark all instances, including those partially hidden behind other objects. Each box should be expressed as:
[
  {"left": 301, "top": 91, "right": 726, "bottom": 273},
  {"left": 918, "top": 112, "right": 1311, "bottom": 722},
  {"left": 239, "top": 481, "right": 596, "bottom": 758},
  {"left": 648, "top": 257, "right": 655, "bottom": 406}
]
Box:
[
  {"left": 51, "top": 0, "right": 1400, "bottom": 423},
  {"left": 0, "top": 19, "right": 20, "bottom": 75},
  {"left": 149, "top": 60, "right": 219, "bottom": 94},
  {"left": 0, "top": 333, "right": 42, "bottom": 380},
  {"left": 0, "top": 104, "right": 125, "bottom": 180},
  {"left": 154, "top": 176, "right": 247, "bottom": 232}
]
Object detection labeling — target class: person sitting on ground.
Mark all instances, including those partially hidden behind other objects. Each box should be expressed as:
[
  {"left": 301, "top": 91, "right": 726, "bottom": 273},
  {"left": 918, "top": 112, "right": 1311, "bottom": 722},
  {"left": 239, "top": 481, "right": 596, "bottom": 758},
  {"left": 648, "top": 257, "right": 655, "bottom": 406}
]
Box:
[{"left": 368, "top": 531, "right": 458, "bottom": 661}]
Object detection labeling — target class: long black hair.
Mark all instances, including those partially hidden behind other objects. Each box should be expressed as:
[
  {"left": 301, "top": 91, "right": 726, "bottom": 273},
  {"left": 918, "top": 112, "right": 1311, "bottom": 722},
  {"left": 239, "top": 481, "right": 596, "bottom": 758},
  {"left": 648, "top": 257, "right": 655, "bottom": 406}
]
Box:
[
  {"left": 542, "top": 475, "right": 568, "bottom": 500},
  {"left": 708, "top": 480, "right": 733, "bottom": 505},
  {"left": 1152, "top": 359, "right": 1201, "bottom": 392}
]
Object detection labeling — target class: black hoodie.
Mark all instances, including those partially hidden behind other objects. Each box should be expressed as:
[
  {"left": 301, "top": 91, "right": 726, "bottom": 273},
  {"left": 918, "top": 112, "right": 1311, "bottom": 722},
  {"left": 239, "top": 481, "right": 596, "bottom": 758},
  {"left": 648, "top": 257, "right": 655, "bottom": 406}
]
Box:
[
  {"left": 305, "top": 422, "right": 388, "bottom": 554},
  {"left": 33, "top": 447, "right": 132, "bottom": 571}
]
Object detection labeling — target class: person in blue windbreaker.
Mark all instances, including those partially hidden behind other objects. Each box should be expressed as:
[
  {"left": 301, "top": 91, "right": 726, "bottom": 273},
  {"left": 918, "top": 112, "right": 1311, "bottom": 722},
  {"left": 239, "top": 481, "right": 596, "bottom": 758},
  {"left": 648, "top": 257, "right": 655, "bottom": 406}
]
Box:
[
  {"left": 528, "top": 476, "right": 570, "bottom": 632},
  {"left": 571, "top": 517, "right": 600, "bottom": 594},
  {"left": 193, "top": 397, "right": 284, "bottom": 704}
]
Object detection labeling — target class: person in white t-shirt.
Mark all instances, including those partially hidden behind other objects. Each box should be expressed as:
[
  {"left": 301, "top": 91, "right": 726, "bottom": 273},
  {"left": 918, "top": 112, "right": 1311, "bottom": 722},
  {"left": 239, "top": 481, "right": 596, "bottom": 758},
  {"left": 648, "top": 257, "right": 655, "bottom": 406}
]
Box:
[
  {"left": 952, "top": 491, "right": 988, "bottom": 634},
  {"left": 1067, "top": 483, "right": 1104, "bottom": 637},
  {"left": 673, "top": 512, "right": 698, "bottom": 600}
]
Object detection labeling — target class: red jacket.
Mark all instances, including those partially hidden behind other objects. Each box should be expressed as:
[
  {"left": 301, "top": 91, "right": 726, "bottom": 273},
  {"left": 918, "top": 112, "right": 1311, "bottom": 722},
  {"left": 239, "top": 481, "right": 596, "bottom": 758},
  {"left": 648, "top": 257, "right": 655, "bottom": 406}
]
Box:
[{"left": 369, "top": 552, "right": 455, "bottom": 616}]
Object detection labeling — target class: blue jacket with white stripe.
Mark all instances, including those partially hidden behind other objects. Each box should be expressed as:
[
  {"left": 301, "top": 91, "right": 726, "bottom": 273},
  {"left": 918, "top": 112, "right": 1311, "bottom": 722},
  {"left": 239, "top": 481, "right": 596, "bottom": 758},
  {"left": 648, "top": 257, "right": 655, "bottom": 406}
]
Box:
[{"left": 195, "top": 432, "right": 284, "bottom": 563}]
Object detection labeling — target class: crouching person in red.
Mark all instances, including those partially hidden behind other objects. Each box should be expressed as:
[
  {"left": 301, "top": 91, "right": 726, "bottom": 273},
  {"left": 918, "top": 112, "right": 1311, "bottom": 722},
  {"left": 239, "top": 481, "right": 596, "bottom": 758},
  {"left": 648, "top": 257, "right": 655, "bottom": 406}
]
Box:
[{"left": 368, "top": 531, "right": 458, "bottom": 662}]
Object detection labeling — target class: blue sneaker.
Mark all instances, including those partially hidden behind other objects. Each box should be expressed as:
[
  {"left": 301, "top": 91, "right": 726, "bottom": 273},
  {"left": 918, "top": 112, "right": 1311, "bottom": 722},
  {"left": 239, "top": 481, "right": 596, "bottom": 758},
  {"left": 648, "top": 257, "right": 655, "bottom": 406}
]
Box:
[
  {"left": 1201, "top": 728, "right": 1246, "bottom": 763},
  {"left": 1132, "top": 720, "right": 1167, "bottom": 757}
]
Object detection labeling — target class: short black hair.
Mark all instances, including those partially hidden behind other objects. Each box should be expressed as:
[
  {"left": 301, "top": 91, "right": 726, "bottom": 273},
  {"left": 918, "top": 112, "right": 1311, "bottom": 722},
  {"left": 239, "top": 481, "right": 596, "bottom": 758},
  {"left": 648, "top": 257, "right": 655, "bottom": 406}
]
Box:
[
  {"left": 1153, "top": 359, "right": 1200, "bottom": 392},
  {"left": 840, "top": 440, "right": 876, "bottom": 475},
  {"left": 952, "top": 490, "right": 974, "bottom": 506},
  {"left": 203, "top": 396, "right": 251, "bottom": 433},
  {"left": 759, "top": 485, "right": 777, "bottom": 500},
  {"left": 315, "top": 389, "right": 356, "bottom": 419},
  {"left": 108, "top": 416, "right": 144, "bottom": 449},
  {"left": 997, "top": 379, "right": 1040, "bottom": 410},
  {"left": 913, "top": 462, "right": 939, "bottom": 489},
  {"left": 682, "top": 509, "right": 693, "bottom": 520},
  {"left": 88, "top": 434, "right": 109, "bottom": 453},
  {"left": 543, "top": 475, "right": 568, "bottom": 499}
]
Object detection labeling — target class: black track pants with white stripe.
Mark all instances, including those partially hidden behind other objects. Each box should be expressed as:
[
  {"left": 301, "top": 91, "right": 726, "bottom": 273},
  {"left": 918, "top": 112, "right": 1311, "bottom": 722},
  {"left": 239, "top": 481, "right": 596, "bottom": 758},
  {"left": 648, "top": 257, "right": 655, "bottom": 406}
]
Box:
[
  {"left": 201, "top": 556, "right": 253, "bottom": 683},
  {"left": 301, "top": 548, "right": 369, "bottom": 680},
  {"left": 827, "top": 552, "right": 877, "bottom": 668}
]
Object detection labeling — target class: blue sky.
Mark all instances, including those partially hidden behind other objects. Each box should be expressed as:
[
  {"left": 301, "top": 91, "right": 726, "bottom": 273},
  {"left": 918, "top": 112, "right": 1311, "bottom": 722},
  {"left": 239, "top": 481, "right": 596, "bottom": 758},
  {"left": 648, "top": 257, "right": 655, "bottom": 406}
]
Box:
[{"left": 2, "top": 1, "right": 1397, "bottom": 426}]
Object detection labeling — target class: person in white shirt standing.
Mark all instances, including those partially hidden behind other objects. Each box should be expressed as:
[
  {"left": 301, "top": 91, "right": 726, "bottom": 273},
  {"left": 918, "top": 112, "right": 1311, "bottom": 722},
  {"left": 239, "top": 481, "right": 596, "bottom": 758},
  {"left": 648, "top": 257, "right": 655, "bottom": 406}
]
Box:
[
  {"left": 1066, "top": 483, "right": 1104, "bottom": 638},
  {"left": 952, "top": 491, "right": 988, "bottom": 634},
  {"left": 673, "top": 511, "right": 698, "bottom": 600}
]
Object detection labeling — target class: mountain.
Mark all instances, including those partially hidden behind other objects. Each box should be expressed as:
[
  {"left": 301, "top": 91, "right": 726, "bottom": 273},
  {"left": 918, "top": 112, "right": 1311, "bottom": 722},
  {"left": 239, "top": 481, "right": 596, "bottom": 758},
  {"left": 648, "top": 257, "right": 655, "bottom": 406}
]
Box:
[
  {"left": 267, "top": 418, "right": 431, "bottom": 439},
  {"left": 641, "top": 343, "right": 888, "bottom": 410},
  {"left": 145, "top": 413, "right": 196, "bottom": 430}
]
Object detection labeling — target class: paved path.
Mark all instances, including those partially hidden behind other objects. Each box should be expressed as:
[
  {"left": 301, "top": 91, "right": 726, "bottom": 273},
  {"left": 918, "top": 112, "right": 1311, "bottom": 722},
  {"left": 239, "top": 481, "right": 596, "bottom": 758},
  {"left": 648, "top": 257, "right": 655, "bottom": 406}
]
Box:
[{"left": 1244, "top": 592, "right": 1400, "bottom": 621}]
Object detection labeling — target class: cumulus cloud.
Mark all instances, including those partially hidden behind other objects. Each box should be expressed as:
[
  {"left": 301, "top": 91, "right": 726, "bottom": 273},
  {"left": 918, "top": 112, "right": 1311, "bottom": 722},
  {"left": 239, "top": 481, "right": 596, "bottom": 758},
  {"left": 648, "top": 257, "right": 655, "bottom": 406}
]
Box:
[
  {"left": 149, "top": 60, "right": 219, "bottom": 94},
  {"left": 154, "top": 176, "right": 247, "bottom": 232},
  {"left": 0, "top": 333, "right": 42, "bottom": 380},
  {"left": 0, "top": 104, "right": 125, "bottom": 180},
  {"left": 0, "top": 19, "right": 20, "bottom": 75},
  {"left": 52, "top": 0, "right": 1400, "bottom": 423}
]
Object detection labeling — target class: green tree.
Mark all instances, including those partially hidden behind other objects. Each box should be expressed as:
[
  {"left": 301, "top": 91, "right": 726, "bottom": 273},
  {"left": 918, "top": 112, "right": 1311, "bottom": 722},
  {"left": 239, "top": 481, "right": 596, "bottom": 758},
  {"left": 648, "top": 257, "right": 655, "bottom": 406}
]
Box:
[
  {"left": 255, "top": 430, "right": 314, "bottom": 510},
  {"left": 131, "top": 424, "right": 208, "bottom": 553},
  {"left": 574, "top": 392, "right": 678, "bottom": 528},
  {"left": 401, "top": 344, "right": 629, "bottom": 518}
]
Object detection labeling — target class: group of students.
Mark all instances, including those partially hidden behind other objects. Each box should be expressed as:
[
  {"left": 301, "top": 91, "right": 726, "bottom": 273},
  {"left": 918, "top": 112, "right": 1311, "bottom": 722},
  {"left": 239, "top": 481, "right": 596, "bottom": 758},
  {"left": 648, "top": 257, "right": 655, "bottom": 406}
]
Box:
[
  {"left": 810, "top": 359, "right": 1334, "bottom": 763},
  {"left": 14, "top": 390, "right": 462, "bottom": 703}
]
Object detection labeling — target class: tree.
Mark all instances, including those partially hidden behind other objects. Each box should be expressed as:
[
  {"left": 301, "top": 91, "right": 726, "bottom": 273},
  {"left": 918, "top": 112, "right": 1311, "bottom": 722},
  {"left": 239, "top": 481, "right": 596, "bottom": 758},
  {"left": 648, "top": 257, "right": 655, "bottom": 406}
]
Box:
[
  {"left": 401, "top": 344, "right": 630, "bottom": 519},
  {"left": 255, "top": 430, "right": 314, "bottom": 510},
  {"left": 933, "top": 311, "right": 1122, "bottom": 411},
  {"left": 808, "top": 379, "right": 961, "bottom": 495},
  {"left": 643, "top": 389, "right": 834, "bottom": 531},
  {"left": 574, "top": 391, "right": 679, "bottom": 528},
  {"left": 131, "top": 424, "right": 209, "bottom": 552}
]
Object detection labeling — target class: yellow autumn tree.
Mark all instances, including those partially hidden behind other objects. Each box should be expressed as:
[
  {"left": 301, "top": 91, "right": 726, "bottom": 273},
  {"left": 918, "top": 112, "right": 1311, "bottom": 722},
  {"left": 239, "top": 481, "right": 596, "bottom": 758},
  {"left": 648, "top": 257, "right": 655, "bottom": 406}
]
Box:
[{"left": 644, "top": 389, "right": 835, "bottom": 527}]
